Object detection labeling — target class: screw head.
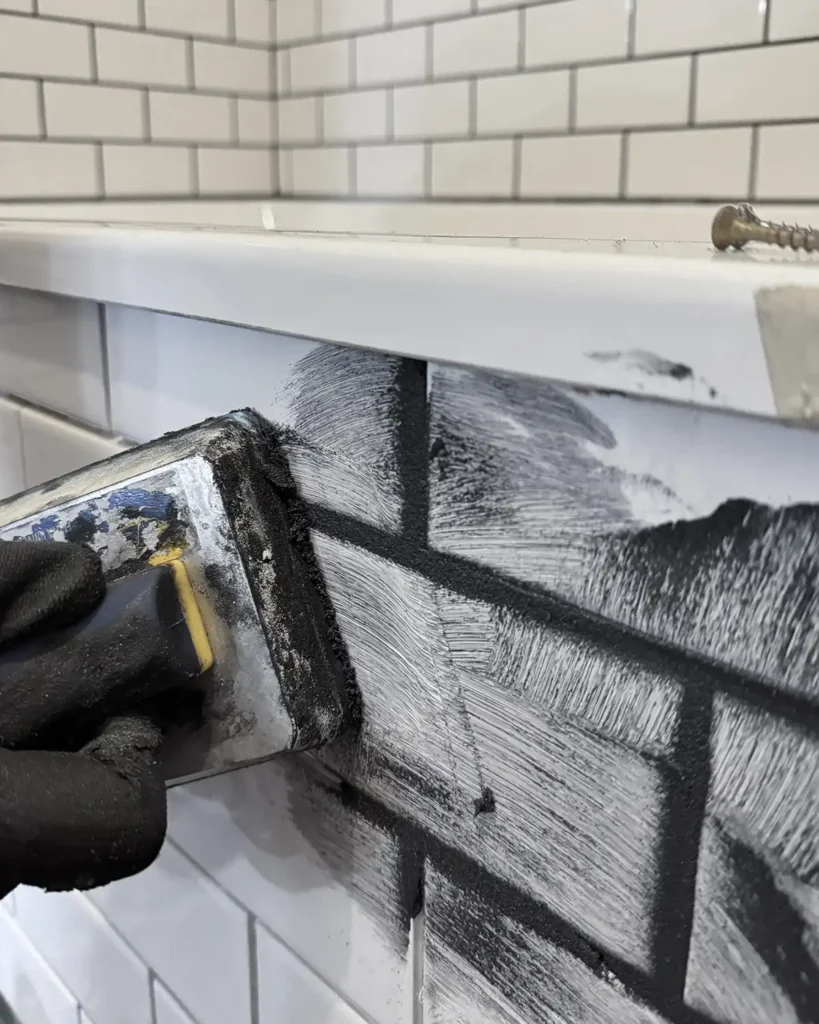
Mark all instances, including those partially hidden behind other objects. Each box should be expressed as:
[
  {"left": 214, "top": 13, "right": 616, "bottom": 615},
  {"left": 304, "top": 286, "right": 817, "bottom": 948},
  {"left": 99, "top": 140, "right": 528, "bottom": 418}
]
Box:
[{"left": 711, "top": 204, "right": 746, "bottom": 251}]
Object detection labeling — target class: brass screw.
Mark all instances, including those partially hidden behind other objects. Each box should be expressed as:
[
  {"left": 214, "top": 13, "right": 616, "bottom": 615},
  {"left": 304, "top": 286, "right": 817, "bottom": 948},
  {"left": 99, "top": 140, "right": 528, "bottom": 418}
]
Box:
[{"left": 712, "top": 203, "right": 819, "bottom": 253}]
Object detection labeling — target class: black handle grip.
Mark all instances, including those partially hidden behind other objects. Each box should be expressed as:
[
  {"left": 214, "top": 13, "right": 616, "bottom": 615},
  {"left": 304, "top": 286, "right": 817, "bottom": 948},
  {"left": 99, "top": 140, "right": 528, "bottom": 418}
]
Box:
[{"left": 0, "top": 564, "right": 204, "bottom": 749}]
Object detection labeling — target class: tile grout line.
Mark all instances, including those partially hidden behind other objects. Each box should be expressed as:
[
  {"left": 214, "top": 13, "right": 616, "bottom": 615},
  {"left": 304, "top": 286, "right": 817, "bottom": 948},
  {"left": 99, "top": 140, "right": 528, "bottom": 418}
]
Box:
[
  {"left": 189, "top": 145, "right": 200, "bottom": 195},
  {"left": 763, "top": 0, "right": 773, "bottom": 43},
  {"left": 36, "top": 78, "right": 47, "bottom": 138},
  {"left": 468, "top": 78, "right": 477, "bottom": 139},
  {"left": 148, "top": 970, "right": 159, "bottom": 1024},
  {"left": 618, "top": 130, "right": 630, "bottom": 198},
  {"left": 349, "top": 143, "right": 357, "bottom": 196},
  {"left": 512, "top": 134, "right": 522, "bottom": 198},
  {"left": 137, "top": 0, "right": 146, "bottom": 30},
  {"left": 748, "top": 123, "right": 760, "bottom": 199},
  {"left": 142, "top": 88, "right": 151, "bottom": 141},
  {"left": 567, "top": 66, "right": 577, "bottom": 132},
  {"left": 88, "top": 24, "right": 99, "bottom": 82},
  {"left": 94, "top": 141, "right": 105, "bottom": 199},
  {"left": 164, "top": 836, "right": 381, "bottom": 1024},
  {"left": 230, "top": 95, "right": 240, "bottom": 144},
  {"left": 412, "top": 907, "right": 427, "bottom": 1024},
  {"left": 517, "top": 5, "right": 526, "bottom": 69},
  {"left": 227, "top": 0, "right": 237, "bottom": 42},
  {"left": 96, "top": 304, "right": 114, "bottom": 431},
  {"left": 627, "top": 0, "right": 637, "bottom": 57},
  {"left": 687, "top": 53, "right": 698, "bottom": 126},
  {"left": 247, "top": 915, "right": 261, "bottom": 1024},
  {"left": 186, "top": 36, "right": 195, "bottom": 90},
  {"left": 425, "top": 24, "right": 434, "bottom": 81}
]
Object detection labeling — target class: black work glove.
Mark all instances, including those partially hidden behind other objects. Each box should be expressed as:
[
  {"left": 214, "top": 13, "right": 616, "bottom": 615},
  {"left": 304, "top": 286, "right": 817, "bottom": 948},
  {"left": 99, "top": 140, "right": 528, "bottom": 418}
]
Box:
[{"left": 0, "top": 541, "right": 168, "bottom": 897}]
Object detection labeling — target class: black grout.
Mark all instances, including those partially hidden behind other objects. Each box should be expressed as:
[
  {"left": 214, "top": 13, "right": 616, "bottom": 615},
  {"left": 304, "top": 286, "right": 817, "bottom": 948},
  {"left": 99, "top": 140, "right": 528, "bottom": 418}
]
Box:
[
  {"left": 227, "top": 0, "right": 237, "bottom": 42},
  {"left": 650, "top": 685, "right": 714, "bottom": 1008},
  {"left": 348, "top": 143, "right": 357, "bottom": 195},
  {"left": 137, "top": 0, "right": 146, "bottom": 30},
  {"left": 96, "top": 304, "right": 113, "bottom": 431},
  {"left": 0, "top": 132, "right": 273, "bottom": 148},
  {"left": 185, "top": 37, "right": 195, "bottom": 90},
  {"left": 385, "top": 0, "right": 393, "bottom": 29},
  {"left": 468, "top": 78, "right": 477, "bottom": 138},
  {"left": 0, "top": 70, "right": 274, "bottom": 101},
  {"left": 88, "top": 25, "right": 99, "bottom": 82},
  {"left": 627, "top": 0, "right": 638, "bottom": 57},
  {"left": 567, "top": 66, "right": 577, "bottom": 132},
  {"left": 94, "top": 141, "right": 105, "bottom": 198},
  {"left": 619, "top": 130, "right": 629, "bottom": 197},
  {"left": 748, "top": 123, "right": 760, "bottom": 200},
  {"left": 35, "top": 79, "right": 46, "bottom": 138},
  {"left": 425, "top": 24, "right": 434, "bottom": 81},
  {"left": 423, "top": 140, "right": 432, "bottom": 197},
  {"left": 517, "top": 6, "right": 526, "bottom": 69},
  {"left": 189, "top": 145, "right": 200, "bottom": 194},
  {"left": 141, "top": 88, "right": 151, "bottom": 141},
  {"left": 0, "top": 8, "right": 272, "bottom": 49},
  {"left": 511, "top": 134, "right": 522, "bottom": 198},
  {"left": 386, "top": 85, "right": 395, "bottom": 141},
  {"left": 316, "top": 93, "right": 324, "bottom": 144},
  {"left": 349, "top": 37, "right": 357, "bottom": 89},
  {"left": 687, "top": 53, "right": 698, "bottom": 126},
  {"left": 763, "top": 0, "right": 773, "bottom": 42},
  {"left": 308, "top": 504, "right": 819, "bottom": 738},
  {"left": 396, "top": 360, "right": 430, "bottom": 545},
  {"left": 274, "top": 33, "right": 819, "bottom": 100},
  {"left": 229, "top": 95, "right": 240, "bottom": 145},
  {"left": 247, "top": 915, "right": 261, "bottom": 1024}
]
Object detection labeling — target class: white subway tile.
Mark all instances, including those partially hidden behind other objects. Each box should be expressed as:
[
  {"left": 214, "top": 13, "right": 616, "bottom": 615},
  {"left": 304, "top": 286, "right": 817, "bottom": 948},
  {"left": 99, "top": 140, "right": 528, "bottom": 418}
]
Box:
[
  {"left": 0, "top": 286, "right": 106, "bottom": 424},
  {"left": 167, "top": 760, "right": 413, "bottom": 1024},
  {"left": 150, "top": 92, "right": 232, "bottom": 143},
  {"left": 0, "top": 0, "right": 32, "bottom": 10},
  {"left": 395, "top": 80, "right": 468, "bottom": 138},
  {"left": 0, "top": 910, "right": 79, "bottom": 1024},
  {"left": 97, "top": 28, "right": 187, "bottom": 88},
  {"left": 154, "top": 983, "right": 196, "bottom": 1024},
  {"left": 0, "top": 141, "right": 97, "bottom": 198},
  {"left": 89, "top": 842, "right": 252, "bottom": 1024},
  {"left": 197, "top": 147, "right": 273, "bottom": 194},
  {"left": 0, "top": 14, "right": 91, "bottom": 78},
  {"left": 0, "top": 396, "right": 23, "bottom": 501},
  {"left": 628, "top": 126, "right": 752, "bottom": 198},
  {"left": 322, "top": 0, "right": 386, "bottom": 34},
  {"left": 477, "top": 0, "right": 524, "bottom": 6},
  {"left": 323, "top": 88, "right": 388, "bottom": 141},
  {"left": 356, "top": 142, "right": 424, "bottom": 195},
  {"left": 194, "top": 40, "right": 270, "bottom": 95},
  {"left": 21, "top": 408, "right": 120, "bottom": 486},
  {"left": 256, "top": 923, "right": 369, "bottom": 1024},
  {"left": 770, "top": 0, "right": 819, "bottom": 40},
  {"left": 144, "top": 0, "right": 230, "bottom": 38},
  {"left": 45, "top": 83, "right": 144, "bottom": 140},
  {"left": 103, "top": 144, "right": 192, "bottom": 195},
  {"left": 636, "top": 0, "right": 764, "bottom": 55},
  {"left": 356, "top": 26, "right": 425, "bottom": 86},
  {"left": 106, "top": 307, "right": 321, "bottom": 440},
  {"left": 39, "top": 0, "right": 140, "bottom": 25},
  {"left": 757, "top": 123, "right": 819, "bottom": 199},
  {"left": 432, "top": 138, "right": 513, "bottom": 196},
  {"left": 577, "top": 56, "right": 690, "bottom": 129},
  {"left": 278, "top": 95, "right": 319, "bottom": 143},
  {"left": 434, "top": 9, "right": 517, "bottom": 76},
  {"left": 292, "top": 145, "right": 351, "bottom": 193},
  {"left": 520, "top": 133, "right": 621, "bottom": 196},
  {"left": 290, "top": 38, "right": 351, "bottom": 91},
  {"left": 0, "top": 79, "right": 40, "bottom": 137},
  {"left": 526, "top": 0, "right": 629, "bottom": 66},
  {"left": 14, "top": 888, "right": 151, "bottom": 1024},
  {"left": 277, "top": 0, "right": 318, "bottom": 43},
  {"left": 238, "top": 97, "right": 275, "bottom": 144},
  {"left": 697, "top": 40, "right": 819, "bottom": 123},
  {"left": 392, "top": 0, "right": 470, "bottom": 20},
  {"left": 234, "top": 0, "right": 274, "bottom": 42},
  {"left": 477, "top": 69, "right": 569, "bottom": 134}
]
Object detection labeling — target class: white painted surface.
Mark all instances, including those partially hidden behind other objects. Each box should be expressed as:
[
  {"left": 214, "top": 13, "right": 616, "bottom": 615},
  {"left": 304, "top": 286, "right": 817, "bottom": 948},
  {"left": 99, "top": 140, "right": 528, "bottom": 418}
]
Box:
[{"left": 0, "top": 216, "right": 805, "bottom": 416}]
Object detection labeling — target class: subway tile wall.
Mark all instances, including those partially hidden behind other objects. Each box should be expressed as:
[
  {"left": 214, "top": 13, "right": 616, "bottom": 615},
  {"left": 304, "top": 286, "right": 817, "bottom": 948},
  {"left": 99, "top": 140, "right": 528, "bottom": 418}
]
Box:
[
  {"left": 274, "top": 0, "right": 819, "bottom": 202},
  {"left": 1, "top": 285, "right": 819, "bottom": 1024},
  {"left": 0, "top": 0, "right": 275, "bottom": 199}
]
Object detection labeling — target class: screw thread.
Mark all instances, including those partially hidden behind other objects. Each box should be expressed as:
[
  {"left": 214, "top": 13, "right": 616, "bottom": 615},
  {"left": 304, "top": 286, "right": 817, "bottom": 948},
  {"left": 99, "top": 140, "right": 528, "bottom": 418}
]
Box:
[{"left": 712, "top": 203, "right": 819, "bottom": 253}]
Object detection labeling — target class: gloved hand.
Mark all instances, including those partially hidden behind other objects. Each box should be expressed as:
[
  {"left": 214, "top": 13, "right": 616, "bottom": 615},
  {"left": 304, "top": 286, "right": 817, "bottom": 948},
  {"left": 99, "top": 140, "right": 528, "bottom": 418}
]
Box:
[{"left": 0, "top": 540, "right": 168, "bottom": 897}]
